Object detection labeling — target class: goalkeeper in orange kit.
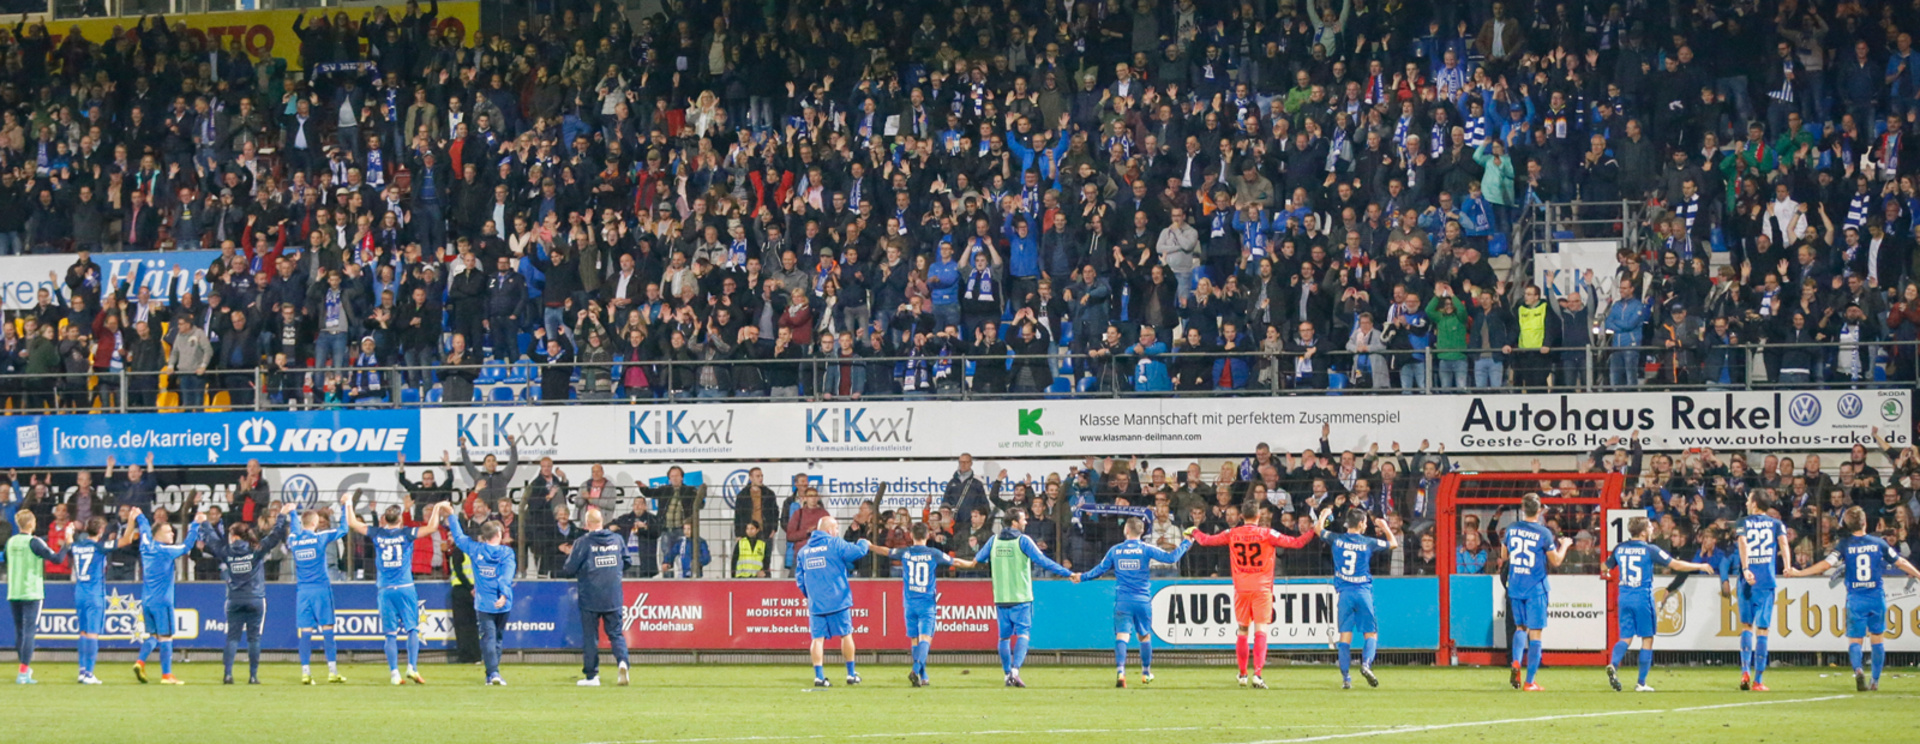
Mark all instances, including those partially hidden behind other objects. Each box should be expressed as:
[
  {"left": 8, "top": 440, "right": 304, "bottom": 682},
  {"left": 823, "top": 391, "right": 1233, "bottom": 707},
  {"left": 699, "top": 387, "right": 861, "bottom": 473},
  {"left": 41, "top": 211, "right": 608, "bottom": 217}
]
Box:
[{"left": 1189, "top": 505, "right": 1316, "bottom": 689}]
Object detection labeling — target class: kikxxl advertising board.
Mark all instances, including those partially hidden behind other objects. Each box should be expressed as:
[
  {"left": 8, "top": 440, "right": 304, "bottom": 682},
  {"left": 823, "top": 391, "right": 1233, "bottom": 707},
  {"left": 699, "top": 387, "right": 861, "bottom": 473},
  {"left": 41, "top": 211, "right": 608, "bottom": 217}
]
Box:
[
  {"left": 620, "top": 579, "right": 1001, "bottom": 651},
  {"left": 421, "top": 390, "right": 1912, "bottom": 462}
]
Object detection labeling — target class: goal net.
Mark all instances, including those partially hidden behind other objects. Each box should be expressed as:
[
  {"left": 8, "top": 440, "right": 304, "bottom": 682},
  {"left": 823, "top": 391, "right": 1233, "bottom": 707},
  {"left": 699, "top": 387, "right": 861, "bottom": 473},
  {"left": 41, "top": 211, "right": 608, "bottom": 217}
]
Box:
[{"left": 1435, "top": 471, "right": 1627, "bottom": 667}]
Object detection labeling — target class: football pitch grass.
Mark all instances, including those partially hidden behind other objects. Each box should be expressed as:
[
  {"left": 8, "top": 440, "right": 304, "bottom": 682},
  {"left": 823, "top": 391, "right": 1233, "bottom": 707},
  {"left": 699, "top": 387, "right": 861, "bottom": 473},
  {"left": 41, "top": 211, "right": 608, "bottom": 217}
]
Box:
[{"left": 1, "top": 662, "right": 1908, "bottom": 743}]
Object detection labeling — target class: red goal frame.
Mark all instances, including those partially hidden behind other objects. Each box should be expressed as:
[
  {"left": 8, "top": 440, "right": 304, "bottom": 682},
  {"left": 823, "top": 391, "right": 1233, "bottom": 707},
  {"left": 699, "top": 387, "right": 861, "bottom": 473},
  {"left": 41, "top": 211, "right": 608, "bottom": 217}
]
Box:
[{"left": 1434, "top": 471, "right": 1625, "bottom": 667}]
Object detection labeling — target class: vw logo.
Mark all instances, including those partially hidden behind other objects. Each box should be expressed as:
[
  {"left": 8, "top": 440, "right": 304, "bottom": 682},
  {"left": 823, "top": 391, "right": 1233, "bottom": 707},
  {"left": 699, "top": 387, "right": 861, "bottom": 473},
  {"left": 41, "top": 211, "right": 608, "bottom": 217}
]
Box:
[
  {"left": 237, "top": 417, "right": 277, "bottom": 452},
  {"left": 281, "top": 474, "right": 320, "bottom": 509},
  {"left": 1787, "top": 394, "right": 1822, "bottom": 427},
  {"left": 720, "top": 468, "right": 754, "bottom": 508},
  {"left": 1838, "top": 394, "right": 1863, "bottom": 419}
]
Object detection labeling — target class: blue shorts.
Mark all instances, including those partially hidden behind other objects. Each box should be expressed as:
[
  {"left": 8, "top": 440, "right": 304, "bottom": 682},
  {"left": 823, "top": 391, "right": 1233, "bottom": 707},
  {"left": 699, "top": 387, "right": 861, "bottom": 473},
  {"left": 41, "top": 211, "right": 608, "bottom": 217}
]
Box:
[
  {"left": 1337, "top": 588, "right": 1377, "bottom": 635},
  {"left": 904, "top": 604, "right": 937, "bottom": 638},
  {"left": 1847, "top": 596, "right": 1887, "bottom": 638},
  {"left": 1113, "top": 600, "right": 1153, "bottom": 638},
  {"left": 142, "top": 602, "right": 175, "bottom": 637},
  {"left": 996, "top": 603, "right": 1033, "bottom": 639},
  {"left": 810, "top": 609, "right": 852, "bottom": 639},
  {"left": 74, "top": 596, "right": 105, "bottom": 635},
  {"left": 297, "top": 587, "right": 336, "bottom": 629},
  {"left": 1739, "top": 584, "right": 1775, "bottom": 629},
  {"left": 1619, "top": 598, "right": 1656, "bottom": 639},
  {"left": 1510, "top": 592, "right": 1548, "bottom": 630},
  {"left": 379, "top": 585, "right": 420, "bottom": 634}
]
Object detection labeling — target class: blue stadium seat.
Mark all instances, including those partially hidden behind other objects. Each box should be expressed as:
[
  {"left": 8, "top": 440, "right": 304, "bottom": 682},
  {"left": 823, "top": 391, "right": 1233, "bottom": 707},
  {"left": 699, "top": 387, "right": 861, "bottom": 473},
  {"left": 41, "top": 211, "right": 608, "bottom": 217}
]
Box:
[
  {"left": 1045, "top": 377, "right": 1071, "bottom": 398},
  {"left": 489, "top": 386, "right": 515, "bottom": 403},
  {"left": 1076, "top": 376, "right": 1097, "bottom": 393},
  {"left": 399, "top": 387, "right": 421, "bottom": 404},
  {"left": 426, "top": 387, "right": 443, "bottom": 404}
]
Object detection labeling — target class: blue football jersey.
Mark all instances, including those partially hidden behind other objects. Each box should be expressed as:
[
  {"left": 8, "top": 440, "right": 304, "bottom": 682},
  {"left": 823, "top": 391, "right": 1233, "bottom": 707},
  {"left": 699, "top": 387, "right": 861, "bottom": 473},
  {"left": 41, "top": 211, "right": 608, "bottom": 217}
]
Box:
[
  {"left": 1329, "top": 532, "right": 1389, "bottom": 589},
  {"left": 287, "top": 524, "right": 345, "bottom": 589},
  {"left": 1738, "top": 515, "right": 1789, "bottom": 588},
  {"left": 897, "top": 545, "right": 953, "bottom": 610},
  {"left": 1503, "top": 520, "right": 1557, "bottom": 598},
  {"left": 1606, "top": 540, "right": 1674, "bottom": 603},
  {"left": 1083, "top": 538, "right": 1189, "bottom": 604},
  {"left": 68, "top": 537, "right": 111, "bottom": 603},
  {"left": 368, "top": 525, "right": 419, "bottom": 588},
  {"left": 795, "top": 531, "right": 868, "bottom": 615},
  {"left": 1827, "top": 535, "right": 1903, "bottom": 600}
]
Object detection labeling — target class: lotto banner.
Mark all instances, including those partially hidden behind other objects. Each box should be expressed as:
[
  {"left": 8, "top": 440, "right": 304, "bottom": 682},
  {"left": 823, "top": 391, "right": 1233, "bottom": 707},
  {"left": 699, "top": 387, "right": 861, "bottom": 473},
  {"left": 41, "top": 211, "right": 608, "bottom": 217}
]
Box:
[
  {"left": 420, "top": 390, "right": 1911, "bottom": 463},
  {"left": 0, "top": 250, "right": 222, "bottom": 312},
  {"left": 41, "top": 3, "right": 479, "bottom": 71},
  {"left": 3, "top": 409, "right": 422, "bottom": 469},
  {"left": 619, "top": 579, "right": 1001, "bottom": 651}
]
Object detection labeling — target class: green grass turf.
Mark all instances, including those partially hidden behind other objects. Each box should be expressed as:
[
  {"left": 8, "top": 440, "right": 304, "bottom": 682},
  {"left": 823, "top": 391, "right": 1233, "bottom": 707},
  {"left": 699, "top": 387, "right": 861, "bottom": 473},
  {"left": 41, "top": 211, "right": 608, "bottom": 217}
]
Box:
[{"left": 0, "top": 663, "right": 1909, "bottom": 744}]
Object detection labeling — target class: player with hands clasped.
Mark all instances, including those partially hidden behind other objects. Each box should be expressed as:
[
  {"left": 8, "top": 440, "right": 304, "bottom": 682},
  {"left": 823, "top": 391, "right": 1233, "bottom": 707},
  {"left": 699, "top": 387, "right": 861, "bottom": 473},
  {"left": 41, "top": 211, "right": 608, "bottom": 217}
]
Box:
[
  {"left": 1076, "top": 516, "right": 1192, "bottom": 688},
  {"left": 895, "top": 523, "right": 979, "bottom": 687},
  {"left": 1189, "top": 504, "right": 1316, "bottom": 689},
  {"left": 1602, "top": 516, "right": 1714, "bottom": 692},
  {"left": 1783, "top": 506, "right": 1920, "bottom": 691}
]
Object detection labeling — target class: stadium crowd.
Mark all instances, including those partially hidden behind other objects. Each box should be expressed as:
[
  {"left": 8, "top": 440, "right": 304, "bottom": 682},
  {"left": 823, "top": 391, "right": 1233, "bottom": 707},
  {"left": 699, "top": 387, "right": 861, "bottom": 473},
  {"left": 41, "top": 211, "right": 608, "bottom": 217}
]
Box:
[{"left": 3, "top": 0, "right": 1920, "bottom": 408}]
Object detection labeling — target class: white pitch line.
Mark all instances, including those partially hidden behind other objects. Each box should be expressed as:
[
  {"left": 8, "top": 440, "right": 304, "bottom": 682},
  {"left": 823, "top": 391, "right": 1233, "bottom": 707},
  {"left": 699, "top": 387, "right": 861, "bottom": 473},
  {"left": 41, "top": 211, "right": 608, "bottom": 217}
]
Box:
[
  {"left": 1229, "top": 694, "right": 1857, "bottom": 744},
  {"left": 578, "top": 723, "right": 1395, "bottom": 744}
]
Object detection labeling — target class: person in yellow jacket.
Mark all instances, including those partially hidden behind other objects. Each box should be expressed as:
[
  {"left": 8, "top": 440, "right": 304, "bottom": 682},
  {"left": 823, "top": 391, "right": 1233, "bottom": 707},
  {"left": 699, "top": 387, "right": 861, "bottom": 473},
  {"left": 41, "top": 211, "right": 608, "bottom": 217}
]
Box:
[{"left": 732, "top": 521, "right": 769, "bottom": 577}]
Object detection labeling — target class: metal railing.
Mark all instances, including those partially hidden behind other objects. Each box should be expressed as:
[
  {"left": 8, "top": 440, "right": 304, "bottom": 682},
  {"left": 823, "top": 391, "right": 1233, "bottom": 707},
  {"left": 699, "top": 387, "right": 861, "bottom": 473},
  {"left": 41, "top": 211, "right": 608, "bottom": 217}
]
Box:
[{"left": 1, "top": 339, "right": 1913, "bottom": 413}]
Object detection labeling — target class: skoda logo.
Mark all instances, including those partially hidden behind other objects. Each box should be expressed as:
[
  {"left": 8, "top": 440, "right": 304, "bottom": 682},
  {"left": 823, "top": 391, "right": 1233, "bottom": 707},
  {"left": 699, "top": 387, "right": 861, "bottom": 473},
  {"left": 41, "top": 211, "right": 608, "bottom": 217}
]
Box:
[
  {"left": 237, "top": 417, "right": 277, "bottom": 452},
  {"left": 1838, "top": 394, "right": 1863, "bottom": 419},
  {"left": 1884, "top": 398, "right": 1907, "bottom": 423},
  {"left": 1787, "top": 394, "right": 1822, "bottom": 427},
  {"left": 281, "top": 474, "right": 319, "bottom": 508}
]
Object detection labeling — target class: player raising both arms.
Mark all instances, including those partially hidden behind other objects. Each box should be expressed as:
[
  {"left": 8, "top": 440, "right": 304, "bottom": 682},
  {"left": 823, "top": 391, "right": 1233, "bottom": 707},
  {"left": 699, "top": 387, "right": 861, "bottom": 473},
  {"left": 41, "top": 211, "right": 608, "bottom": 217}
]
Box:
[
  {"left": 288, "top": 503, "right": 349, "bottom": 684},
  {"left": 897, "top": 523, "right": 977, "bottom": 687},
  {"left": 1784, "top": 506, "right": 1920, "bottom": 691},
  {"left": 1603, "top": 517, "right": 1713, "bottom": 692},
  {"left": 132, "top": 507, "right": 202, "bottom": 684},
  {"left": 1077, "top": 516, "right": 1191, "bottom": 688},
  {"left": 200, "top": 503, "right": 293, "bottom": 685},
  {"left": 1319, "top": 507, "right": 1395, "bottom": 689},
  {"left": 1735, "top": 494, "right": 1790, "bottom": 691},
  {"left": 1503, "top": 493, "right": 1571, "bottom": 691},
  {"left": 1190, "top": 504, "right": 1315, "bottom": 689},
  {"left": 341, "top": 491, "right": 447, "bottom": 685},
  {"left": 796, "top": 514, "right": 887, "bottom": 686}
]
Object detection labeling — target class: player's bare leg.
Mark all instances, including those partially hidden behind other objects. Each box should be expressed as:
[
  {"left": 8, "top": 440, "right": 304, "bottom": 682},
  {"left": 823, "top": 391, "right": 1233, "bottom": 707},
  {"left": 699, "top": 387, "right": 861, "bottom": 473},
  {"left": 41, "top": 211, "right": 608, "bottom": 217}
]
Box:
[{"left": 840, "top": 635, "right": 861, "bottom": 685}]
